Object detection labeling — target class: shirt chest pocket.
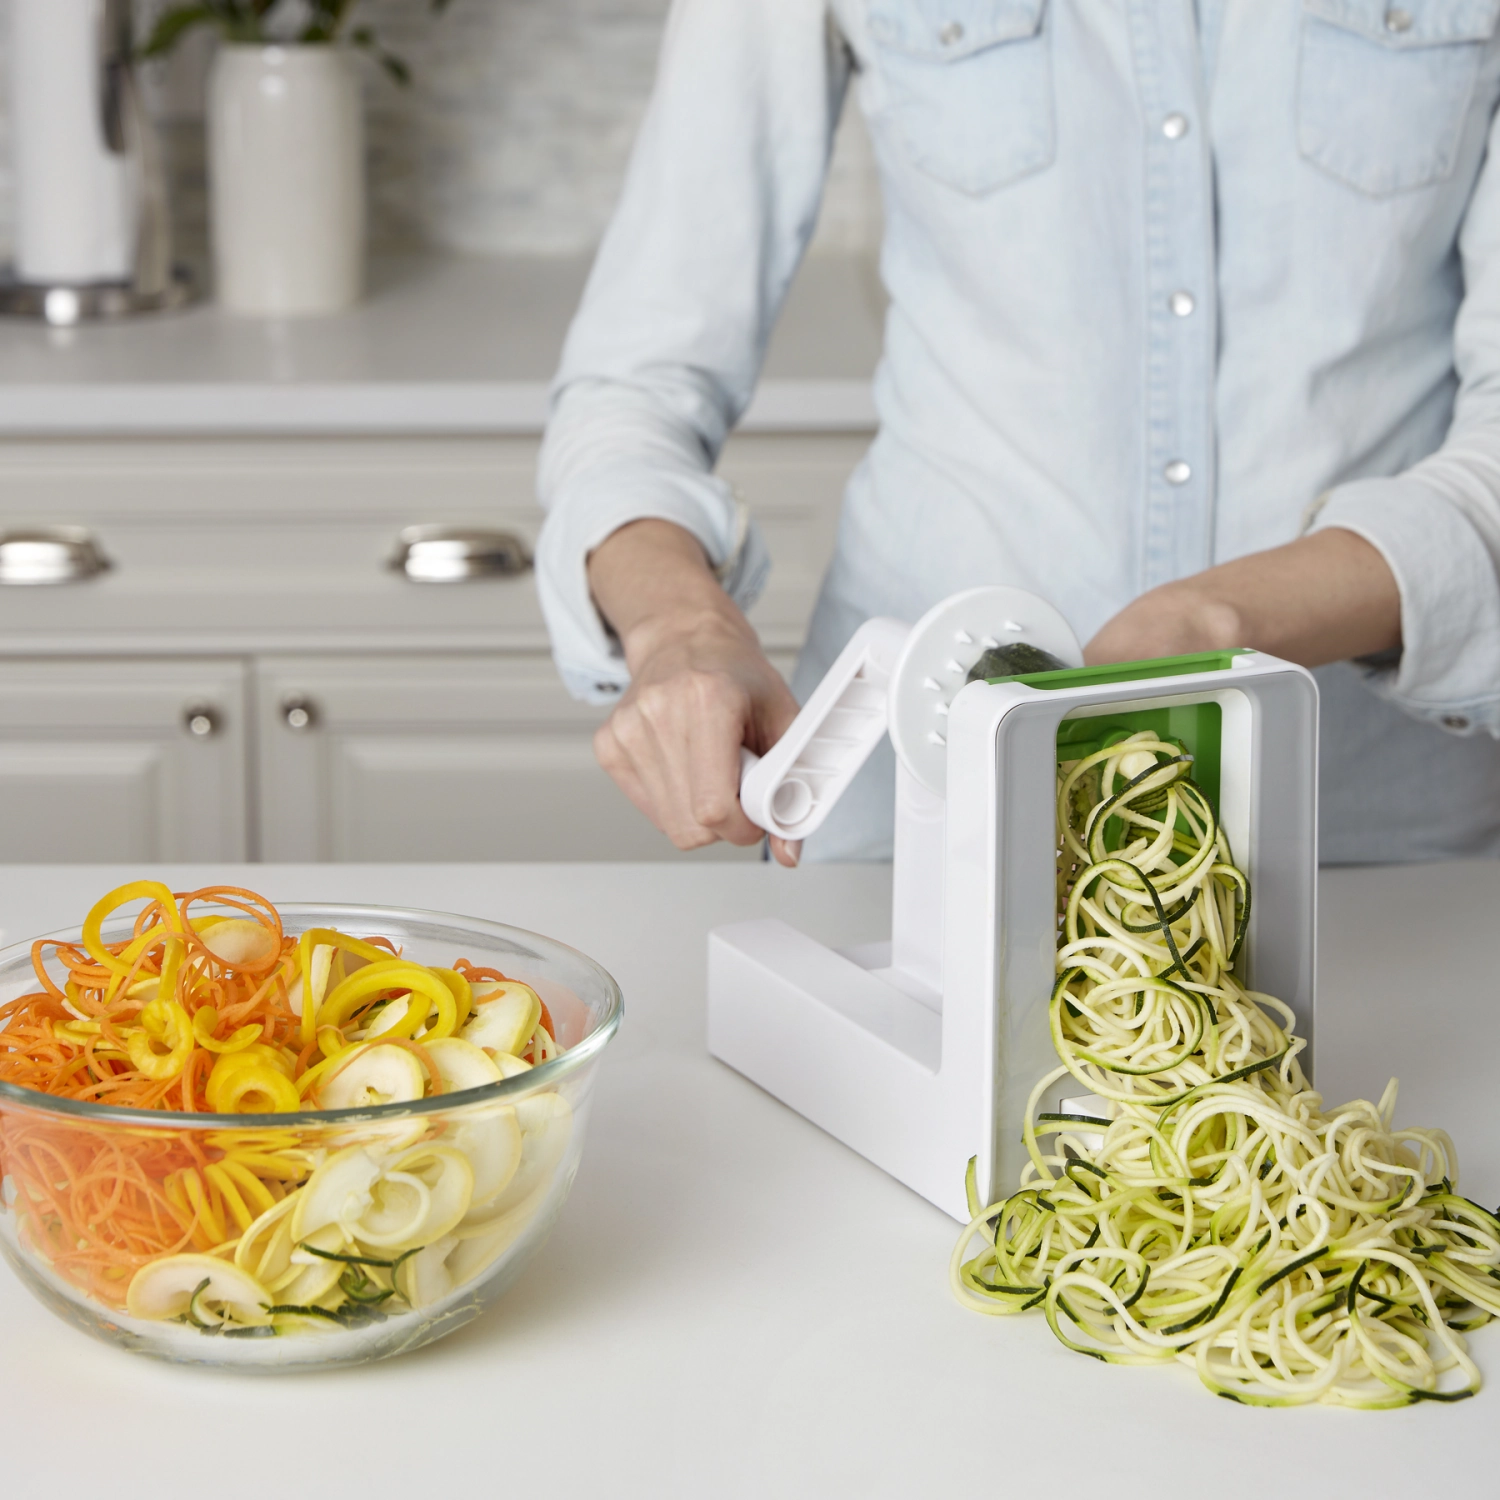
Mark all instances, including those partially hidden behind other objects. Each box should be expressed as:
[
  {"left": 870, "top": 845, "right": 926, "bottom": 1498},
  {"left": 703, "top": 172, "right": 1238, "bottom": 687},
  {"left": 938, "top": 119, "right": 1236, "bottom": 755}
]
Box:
[
  {"left": 866, "top": 0, "right": 1053, "bottom": 195},
  {"left": 1298, "top": 0, "right": 1500, "bottom": 196}
]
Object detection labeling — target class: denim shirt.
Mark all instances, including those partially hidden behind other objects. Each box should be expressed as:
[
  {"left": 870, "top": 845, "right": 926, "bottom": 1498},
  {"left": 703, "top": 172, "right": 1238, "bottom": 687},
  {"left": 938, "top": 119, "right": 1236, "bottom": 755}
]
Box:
[{"left": 537, "top": 0, "right": 1500, "bottom": 862}]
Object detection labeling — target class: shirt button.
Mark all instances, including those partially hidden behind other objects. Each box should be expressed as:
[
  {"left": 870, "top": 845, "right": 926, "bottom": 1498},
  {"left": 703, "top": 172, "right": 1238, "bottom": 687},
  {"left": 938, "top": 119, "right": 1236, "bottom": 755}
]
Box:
[
  {"left": 1169, "top": 290, "right": 1196, "bottom": 317},
  {"left": 1441, "top": 713, "right": 1471, "bottom": 731},
  {"left": 1162, "top": 113, "right": 1189, "bottom": 140},
  {"left": 1384, "top": 8, "right": 1413, "bottom": 32},
  {"left": 1164, "top": 460, "right": 1192, "bottom": 485},
  {"left": 939, "top": 20, "right": 965, "bottom": 44}
]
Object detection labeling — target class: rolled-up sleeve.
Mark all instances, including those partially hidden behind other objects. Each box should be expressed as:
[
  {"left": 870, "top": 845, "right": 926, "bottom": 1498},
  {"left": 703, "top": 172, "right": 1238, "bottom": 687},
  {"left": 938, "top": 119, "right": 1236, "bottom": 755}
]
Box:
[
  {"left": 535, "top": 0, "right": 848, "bottom": 704},
  {"left": 1307, "top": 104, "right": 1500, "bottom": 737}
]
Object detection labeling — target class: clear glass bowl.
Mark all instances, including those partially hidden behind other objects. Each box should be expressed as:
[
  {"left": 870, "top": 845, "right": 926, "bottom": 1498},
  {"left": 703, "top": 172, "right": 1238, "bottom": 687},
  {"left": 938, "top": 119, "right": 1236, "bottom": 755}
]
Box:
[{"left": 0, "top": 904, "right": 622, "bottom": 1370}]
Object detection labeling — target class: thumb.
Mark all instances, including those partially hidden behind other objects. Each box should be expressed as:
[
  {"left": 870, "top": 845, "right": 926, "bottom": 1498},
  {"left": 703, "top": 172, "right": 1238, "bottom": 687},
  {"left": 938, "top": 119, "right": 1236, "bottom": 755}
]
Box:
[
  {"left": 754, "top": 674, "right": 805, "bottom": 867},
  {"left": 769, "top": 835, "right": 802, "bottom": 868}
]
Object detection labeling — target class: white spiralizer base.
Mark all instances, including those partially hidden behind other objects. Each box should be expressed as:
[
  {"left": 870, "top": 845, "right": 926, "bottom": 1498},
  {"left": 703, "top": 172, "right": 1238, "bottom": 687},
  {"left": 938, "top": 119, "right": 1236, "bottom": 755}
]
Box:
[
  {"left": 707, "top": 919, "right": 981, "bottom": 1222},
  {"left": 708, "top": 651, "right": 1319, "bottom": 1226}
]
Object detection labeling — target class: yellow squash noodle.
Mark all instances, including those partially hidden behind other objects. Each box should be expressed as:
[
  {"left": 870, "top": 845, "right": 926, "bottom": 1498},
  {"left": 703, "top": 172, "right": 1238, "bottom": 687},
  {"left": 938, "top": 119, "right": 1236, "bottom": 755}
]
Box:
[
  {"left": 191, "top": 1006, "right": 261, "bottom": 1055},
  {"left": 317, "top": 961, "right": 459, "bottom": 1040},
  {"left": 125, "top": 998, "right": 195, "bottom": 1081},
  {"left": 81, "top": 880, "right": 183, "bottom": 975},
  {"left": 296, "top": 928, "right": 395, "bottom": 1045},
  {"left": 206, "top": 1046, "right": 301, "bottom": 1114}
]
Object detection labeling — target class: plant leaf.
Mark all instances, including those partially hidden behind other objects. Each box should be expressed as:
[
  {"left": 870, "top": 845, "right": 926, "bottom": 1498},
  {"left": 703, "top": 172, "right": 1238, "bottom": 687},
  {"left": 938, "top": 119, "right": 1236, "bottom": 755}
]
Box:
[
  {"left": 380, "top": 51, "right": 412, "bottom": 87},
  {"left": 137, "top": 5, "right": 223, "bottom": 58},
  {"left": 299, "top": 0, "right": 356, "bottom": 42},
  {"left": 348, "top": 25, "right": 413, "bottom": 87}
]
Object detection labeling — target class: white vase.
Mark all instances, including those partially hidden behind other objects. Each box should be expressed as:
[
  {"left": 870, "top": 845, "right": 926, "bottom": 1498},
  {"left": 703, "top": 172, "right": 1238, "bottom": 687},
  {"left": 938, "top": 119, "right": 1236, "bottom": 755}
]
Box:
[{"left": 207, "top": 44, "right": 365, "bottom": 317}]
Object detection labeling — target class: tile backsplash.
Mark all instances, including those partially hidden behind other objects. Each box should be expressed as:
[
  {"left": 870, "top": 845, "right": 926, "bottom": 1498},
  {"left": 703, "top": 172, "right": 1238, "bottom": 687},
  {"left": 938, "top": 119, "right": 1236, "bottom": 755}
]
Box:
[{"left": 0, "top": 0, "right": 880, "bottom": 267}]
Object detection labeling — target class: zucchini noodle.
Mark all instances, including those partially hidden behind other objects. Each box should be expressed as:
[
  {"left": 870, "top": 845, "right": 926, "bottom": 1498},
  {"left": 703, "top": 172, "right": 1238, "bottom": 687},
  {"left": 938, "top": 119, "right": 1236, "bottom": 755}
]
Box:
[{"left": 952, "top": 731, "right": 1500, "bottom": 1407}]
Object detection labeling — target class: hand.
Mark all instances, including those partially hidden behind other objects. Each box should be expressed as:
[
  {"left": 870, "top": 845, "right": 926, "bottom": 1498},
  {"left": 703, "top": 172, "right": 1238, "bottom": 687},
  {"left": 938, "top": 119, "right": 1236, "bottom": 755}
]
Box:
[
  {"left": 587, "top": 520, "right": 803, "bottom": 866},
  {"left": 1084, "top": 527, "right": 1402, "bottom": 669}
]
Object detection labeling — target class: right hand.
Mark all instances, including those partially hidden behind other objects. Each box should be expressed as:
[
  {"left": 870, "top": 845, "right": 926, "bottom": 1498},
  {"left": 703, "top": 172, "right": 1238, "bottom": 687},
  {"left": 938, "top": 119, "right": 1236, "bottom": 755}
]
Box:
[{"left": 587, "top": 519, "right": 803, "bottom": 866}]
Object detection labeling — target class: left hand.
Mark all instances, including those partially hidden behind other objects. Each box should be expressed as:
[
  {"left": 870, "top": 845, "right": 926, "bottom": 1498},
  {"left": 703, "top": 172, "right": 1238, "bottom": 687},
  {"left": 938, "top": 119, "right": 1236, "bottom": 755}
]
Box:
[{"left": 1084, "top": 527, "right": 1403, "bottom": 669}]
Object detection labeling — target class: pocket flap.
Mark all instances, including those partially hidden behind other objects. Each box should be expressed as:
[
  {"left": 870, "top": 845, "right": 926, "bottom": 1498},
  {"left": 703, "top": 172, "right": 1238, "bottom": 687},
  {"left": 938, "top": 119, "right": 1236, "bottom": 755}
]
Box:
[
  {"left": 1304, "top": 0, "right": 1500, "bottom": 46},
  {"left": 868, "top": 0, "right": 1047, "bottom": 61}
]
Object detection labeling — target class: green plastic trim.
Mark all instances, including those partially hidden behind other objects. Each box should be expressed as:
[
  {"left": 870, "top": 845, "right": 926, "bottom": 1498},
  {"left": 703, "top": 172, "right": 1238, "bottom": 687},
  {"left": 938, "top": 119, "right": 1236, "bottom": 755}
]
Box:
[
  {"left": 1006, "top": 651, "right": 1248, "bottom": 821},
  {"left": 1057, "top": 704, "right": 1223, "bottom": 810},
  {"left": 983, "top": 648, "right": 1250, "bottom": 693}
]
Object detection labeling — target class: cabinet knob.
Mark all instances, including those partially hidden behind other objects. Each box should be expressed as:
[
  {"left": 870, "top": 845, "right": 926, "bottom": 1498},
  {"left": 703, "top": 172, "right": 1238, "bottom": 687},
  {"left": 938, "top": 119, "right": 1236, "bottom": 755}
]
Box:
[
  {"left": 390, "top": 526, "right": 531, "bottom": 583},
  {"left": 281, "top": 697, "right": 318, "bottom": 731},
  {"left": 183, "top": 705, "right": 221, "bottom": 739},
  {"left": 0, "top": 527, "right": 110, "bottom": 586}
]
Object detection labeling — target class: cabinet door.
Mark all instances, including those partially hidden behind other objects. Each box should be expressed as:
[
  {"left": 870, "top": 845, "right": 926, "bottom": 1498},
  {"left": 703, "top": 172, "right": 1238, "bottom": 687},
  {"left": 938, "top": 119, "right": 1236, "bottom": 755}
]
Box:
[
  {"left": 255, "top": 655, "right": 769, "bottom": 862},
  {"left": 0, "top": 660, "right": 248, "bottom": 861}
]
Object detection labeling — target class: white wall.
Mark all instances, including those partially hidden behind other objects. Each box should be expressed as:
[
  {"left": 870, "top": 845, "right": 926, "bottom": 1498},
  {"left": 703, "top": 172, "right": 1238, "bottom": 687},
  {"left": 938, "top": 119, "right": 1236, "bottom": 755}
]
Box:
[{"left": 0, "top": 0, "right": 881, "bottom": 266}]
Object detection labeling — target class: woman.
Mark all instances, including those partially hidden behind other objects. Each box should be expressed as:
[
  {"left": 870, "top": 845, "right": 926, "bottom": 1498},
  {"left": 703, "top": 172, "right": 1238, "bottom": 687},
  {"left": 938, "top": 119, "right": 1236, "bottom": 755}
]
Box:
[{"left": 536, "top": 0, "right": 1500, "bottom": 865}]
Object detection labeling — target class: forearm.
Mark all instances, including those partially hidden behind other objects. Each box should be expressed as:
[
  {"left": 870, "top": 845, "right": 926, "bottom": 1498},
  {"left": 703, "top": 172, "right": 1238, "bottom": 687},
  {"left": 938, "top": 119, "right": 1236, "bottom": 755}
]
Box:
[
  {"left": 1085, "top": 528, "right": 1402, "bottom": 668},
  {"left": 586, "top": 519, "right": 758, "bottom": 667}
]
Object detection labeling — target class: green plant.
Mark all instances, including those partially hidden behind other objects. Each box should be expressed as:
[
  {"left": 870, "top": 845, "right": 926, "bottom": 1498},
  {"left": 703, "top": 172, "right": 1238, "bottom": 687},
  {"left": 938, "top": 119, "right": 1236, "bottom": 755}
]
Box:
[{"left": 141, "top": 1, "right": 452, "bottom": 85}]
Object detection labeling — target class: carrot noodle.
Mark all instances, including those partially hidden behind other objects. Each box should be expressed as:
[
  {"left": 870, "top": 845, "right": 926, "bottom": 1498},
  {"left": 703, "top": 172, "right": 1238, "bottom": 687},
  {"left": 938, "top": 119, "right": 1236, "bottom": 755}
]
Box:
[
  {"left": 0, "top": 882, "right": 563, "bottom": 1310},
  {"left": 454, "top": 960, "right": 510, "bottom": 983},
  {"left": 4, "top": 1115, "right": 199, "bottom": 1303}
]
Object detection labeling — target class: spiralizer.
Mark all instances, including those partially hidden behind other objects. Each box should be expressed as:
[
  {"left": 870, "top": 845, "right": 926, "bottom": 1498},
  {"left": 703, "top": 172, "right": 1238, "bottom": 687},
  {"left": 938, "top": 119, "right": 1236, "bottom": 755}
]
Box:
[{"left": 708, "top": 588, "right": 1319, "bottom": 1222}]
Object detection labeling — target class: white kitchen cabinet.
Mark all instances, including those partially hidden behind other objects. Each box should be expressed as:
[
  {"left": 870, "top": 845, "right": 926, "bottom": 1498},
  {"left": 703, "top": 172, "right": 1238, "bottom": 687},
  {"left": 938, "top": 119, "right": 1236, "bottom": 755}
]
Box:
[
  {"left": 0, "top": 429, "right": 859, "bottom": 862},
  {"left": 0, "top": 431, "right": 858, "bottom": 659},
  {"left": 0, "top": 659, "right": 248, "bottom": 861}
]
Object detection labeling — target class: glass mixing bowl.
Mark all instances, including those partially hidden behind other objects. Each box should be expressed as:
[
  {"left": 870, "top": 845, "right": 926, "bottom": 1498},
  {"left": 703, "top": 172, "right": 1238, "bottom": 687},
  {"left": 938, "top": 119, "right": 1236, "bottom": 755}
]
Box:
[{"left": 0, "top": 904, "right": 622, "bottom": 1370}]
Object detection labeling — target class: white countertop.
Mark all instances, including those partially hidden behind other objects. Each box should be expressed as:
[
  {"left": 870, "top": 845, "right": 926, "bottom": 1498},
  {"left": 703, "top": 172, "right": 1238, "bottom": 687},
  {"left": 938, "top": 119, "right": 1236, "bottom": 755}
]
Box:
[
  {"left": 1, "top": 859, "right": 1497, "bottom": 1498},
  {"left": 0, "top": 255, "right": 883, "bottom": 437}
]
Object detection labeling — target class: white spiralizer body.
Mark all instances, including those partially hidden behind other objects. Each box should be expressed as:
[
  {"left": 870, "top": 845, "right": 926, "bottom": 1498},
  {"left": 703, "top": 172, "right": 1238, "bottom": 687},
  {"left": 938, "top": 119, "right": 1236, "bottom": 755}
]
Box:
[{"left": 708, "top": 588, "right": 1320, "bottom": 1222}]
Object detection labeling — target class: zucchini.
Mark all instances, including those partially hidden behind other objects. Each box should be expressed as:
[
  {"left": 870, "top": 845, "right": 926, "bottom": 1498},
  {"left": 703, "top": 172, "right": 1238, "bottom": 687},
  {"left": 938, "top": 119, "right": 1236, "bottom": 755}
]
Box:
[{"left": 952, "top": 730, "right": 1500, "bottom": 1407}]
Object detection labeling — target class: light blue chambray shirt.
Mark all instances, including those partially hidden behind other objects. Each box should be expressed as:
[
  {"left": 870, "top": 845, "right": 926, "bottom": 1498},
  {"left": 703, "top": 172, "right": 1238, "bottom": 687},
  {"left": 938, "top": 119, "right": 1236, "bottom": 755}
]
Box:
[{"left": 536, "top": 0, "right": 1500, "bottom": 863}]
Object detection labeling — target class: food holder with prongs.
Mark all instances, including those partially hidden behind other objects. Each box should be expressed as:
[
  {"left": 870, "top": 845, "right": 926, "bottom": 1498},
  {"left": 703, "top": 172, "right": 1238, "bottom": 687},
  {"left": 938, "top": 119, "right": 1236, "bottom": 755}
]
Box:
[{"left": 710, "top": 589, "right": 1318, "bottom": 1221}]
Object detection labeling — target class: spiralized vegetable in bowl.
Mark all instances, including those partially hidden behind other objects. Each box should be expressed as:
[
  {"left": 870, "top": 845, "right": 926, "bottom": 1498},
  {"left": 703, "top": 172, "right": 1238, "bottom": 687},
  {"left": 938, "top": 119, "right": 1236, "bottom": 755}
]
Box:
[
  {"left": 0, "top": 882, "right": 601, "bottom": 1355},
  {"left": 953, "top": 733, "right": 1500, "bottom": 1407}
]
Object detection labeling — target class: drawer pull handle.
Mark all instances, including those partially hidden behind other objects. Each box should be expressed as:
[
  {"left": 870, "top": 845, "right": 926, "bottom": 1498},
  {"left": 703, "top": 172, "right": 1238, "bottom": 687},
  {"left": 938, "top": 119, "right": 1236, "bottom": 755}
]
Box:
[
  {"left": 282, "top": 697, "right": 318, "bottom": 732},
  {"left": 0, "top": 528, "right": 110, "bottom": 586},
  {"left": 391, "top": 526, "right": 531, "bottom": 583},
  {"left": 184, "top": 705, "right": 222, "bottom": 739}
]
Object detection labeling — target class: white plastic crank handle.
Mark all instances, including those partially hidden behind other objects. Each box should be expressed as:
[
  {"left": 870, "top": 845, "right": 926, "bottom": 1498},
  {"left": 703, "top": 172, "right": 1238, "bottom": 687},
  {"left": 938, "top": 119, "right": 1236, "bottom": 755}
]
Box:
[
  {"left": 738, "top": 617, "right": 910, "bottom": 842},
  {"left": 739, "top": 586, "right": 1084, "bottom": 836}
]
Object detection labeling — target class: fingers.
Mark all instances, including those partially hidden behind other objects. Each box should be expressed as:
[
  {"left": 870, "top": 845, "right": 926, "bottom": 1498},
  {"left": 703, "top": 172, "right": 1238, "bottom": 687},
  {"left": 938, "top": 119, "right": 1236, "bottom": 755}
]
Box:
[
  {"left": 684, "top": 687, "right": 766, "bottom": 847},
  {"left": 593, "top": 720, "right": 669, "bottom": 831},
  {"left": 594, "top": 669, "right": 764, "bottom": 851},
  {"left": 753, "top": 672, "right": 802, "bottom": 756},
  {"left": 769, "top": 836, "right": 802, "bottom": 868},
  {"left": 595, "top": 712, "right": 713, "bottom": 848}
]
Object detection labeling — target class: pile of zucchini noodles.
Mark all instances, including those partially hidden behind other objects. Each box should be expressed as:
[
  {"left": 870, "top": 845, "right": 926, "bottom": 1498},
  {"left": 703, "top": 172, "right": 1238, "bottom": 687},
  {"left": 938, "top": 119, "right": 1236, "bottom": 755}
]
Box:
[{"left": 952, "top": 730, "right": 1500, "bottom": 1406}]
